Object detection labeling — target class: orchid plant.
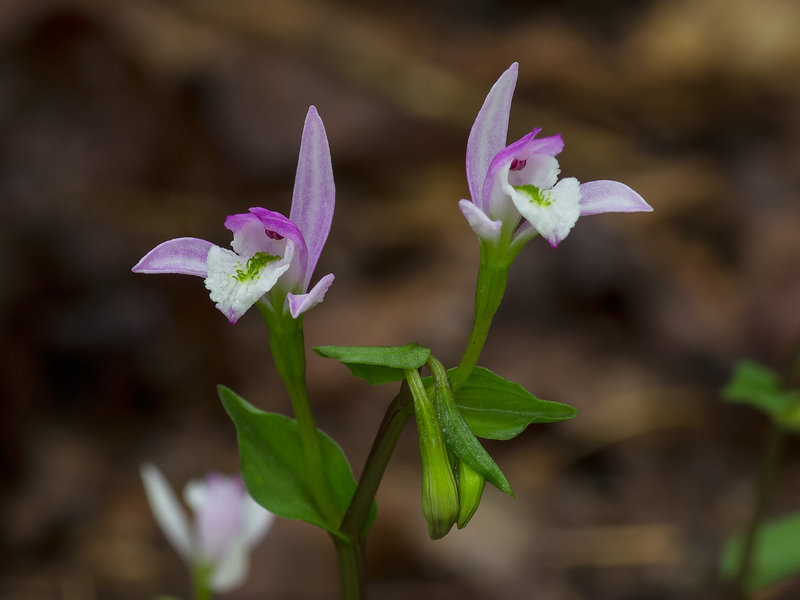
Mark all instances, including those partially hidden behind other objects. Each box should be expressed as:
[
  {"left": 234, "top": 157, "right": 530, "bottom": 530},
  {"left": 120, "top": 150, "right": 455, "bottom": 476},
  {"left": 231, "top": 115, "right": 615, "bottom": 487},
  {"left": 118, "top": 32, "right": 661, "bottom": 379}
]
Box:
[
  {"left": 719, "top": 355, "right": 800, "bottom": 598},
  {"left": 134, "top": 64, "right": 651, "bottom": 599},
  {"left": 141, "top": 464, "right": 274, "bottom": 599}
]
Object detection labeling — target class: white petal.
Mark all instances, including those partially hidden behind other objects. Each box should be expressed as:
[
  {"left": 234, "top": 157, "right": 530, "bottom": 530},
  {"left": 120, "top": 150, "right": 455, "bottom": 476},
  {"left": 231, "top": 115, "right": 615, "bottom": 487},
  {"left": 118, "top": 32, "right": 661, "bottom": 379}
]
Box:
[
  {"left": 230, "top": 218, "right": 276, "bottom": 258},
  {"left": 206, "top": 483, "right": 273, "bottom": 592},
  {"left": 508, "top": 177, "right": 581, "bottom": 247},
  {"left": 183, "top": 478, "right": 205, "bottom": 512},
  {"left": 140, "top": 464, "right": 193, "bottom": 562},
  {"left": 240, "top": 493, "right": 275, "bottom": 549},
  {"left": 507, "top": 154, "right": 560, "bottom": 190},
  {"left": 458, "top": 199, "right": 501, "bottom": 243},
  {"left": 204, "top": 242, "right": 294, "bottom": 324},
  {"left": 209, "top": 536, "right": 249, "bottom": 593}
]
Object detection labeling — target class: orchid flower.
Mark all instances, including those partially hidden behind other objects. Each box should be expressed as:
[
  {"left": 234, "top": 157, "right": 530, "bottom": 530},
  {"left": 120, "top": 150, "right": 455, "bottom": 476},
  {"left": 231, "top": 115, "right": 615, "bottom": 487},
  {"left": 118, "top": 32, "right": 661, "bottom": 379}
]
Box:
[
  {"left": 132, "top": 106, "right": 336, "bottom": 324},
  {"left": 140, "top": 463, "right": 275, "bottom": 593},
  {"left": 459, "top": 63, "right": 652, "bottom": 253}
]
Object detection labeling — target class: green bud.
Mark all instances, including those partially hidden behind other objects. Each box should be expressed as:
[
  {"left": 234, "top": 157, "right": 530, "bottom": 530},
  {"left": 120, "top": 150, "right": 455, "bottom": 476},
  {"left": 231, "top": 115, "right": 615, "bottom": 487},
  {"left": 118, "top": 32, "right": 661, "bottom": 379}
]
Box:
[
  {"left": 405, "top": 369, "right": 459, "bottom": 539},
  {"left": 420, "top": 442, "right": 460, "bottom": 539},
  {"left": 456, "top": 460, "right": 485, "bottom": 529}
]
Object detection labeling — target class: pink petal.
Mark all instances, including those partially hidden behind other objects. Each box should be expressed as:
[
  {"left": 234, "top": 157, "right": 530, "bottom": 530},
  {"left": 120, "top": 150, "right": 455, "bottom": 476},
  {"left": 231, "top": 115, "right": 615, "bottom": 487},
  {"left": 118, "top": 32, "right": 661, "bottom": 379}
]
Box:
[
  {"left": 193, "top": 474, "right": 244, "bottom": 561},
  {"left": 483, "top": 130, "right": 564, "bottom": 201},
  {"left": 466, "top": 63, "right": 518, "bottom": 212},
  {"left": 223, "top": 212, "right": 281, "bottom": 259},
  {"left": 578, "top": 180, "right": 652, "bottom": 216},
  {"left": 246, "top": 207, "right": 309, "bottom": 292},
  {"left": 132, "top": 237, "right": 213, "bottom": 277},
  {"left": 482, "top": 130, "right": 564, "bottom": 223},
  {"left": 287, "top": 273, "right": 335, "bottom": 318},
  {"left": 290, "top": 106, "right": 335, "bottom": 290}
]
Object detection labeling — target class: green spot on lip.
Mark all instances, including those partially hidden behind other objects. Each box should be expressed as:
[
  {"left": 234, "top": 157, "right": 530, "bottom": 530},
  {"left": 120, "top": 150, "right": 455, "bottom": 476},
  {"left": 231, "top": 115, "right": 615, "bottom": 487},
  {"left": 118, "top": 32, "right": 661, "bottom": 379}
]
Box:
[
  {"left": 513, "top": 184, "right": 552, "bottom": 207},
  {"left": 233, "top": 251, "right": 281, "bottom": 282}
]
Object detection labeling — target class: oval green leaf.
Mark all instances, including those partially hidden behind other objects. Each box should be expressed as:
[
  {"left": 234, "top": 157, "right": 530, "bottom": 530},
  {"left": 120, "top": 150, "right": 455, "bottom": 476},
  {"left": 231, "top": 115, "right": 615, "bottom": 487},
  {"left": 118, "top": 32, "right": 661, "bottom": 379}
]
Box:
[
  {"left": 219, "top": 385, "right": 376, "bottom": 538},
  {"left": 454, "top": 367, "right": 578, "bottom": 440}
]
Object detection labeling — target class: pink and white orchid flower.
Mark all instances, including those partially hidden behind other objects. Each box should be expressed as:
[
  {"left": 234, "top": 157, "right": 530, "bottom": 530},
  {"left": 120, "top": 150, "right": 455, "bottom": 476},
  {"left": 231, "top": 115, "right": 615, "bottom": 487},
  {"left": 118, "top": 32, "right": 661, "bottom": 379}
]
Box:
[
  {"left": 459, "top": 63, "right": 652, "bottom": 250},
  {"left": 132, "top": 106, "right": 336, "bottom": 323},
  {"left": 140, "top": 463, "right": 274, "bottom": 593}
]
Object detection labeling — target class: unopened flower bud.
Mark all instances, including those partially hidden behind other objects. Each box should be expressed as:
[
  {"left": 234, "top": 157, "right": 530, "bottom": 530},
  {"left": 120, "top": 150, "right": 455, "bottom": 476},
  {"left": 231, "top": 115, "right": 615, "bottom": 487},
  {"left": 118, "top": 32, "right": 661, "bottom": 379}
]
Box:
[
  {"left": 420, "top": 439, "right": 460, "bottom": 539},
  {"left": 456, "top": 460, "right": 485, "bottom": 529},
  {"left": 405, "top": 369, "right": 459, "bottom": 539}
]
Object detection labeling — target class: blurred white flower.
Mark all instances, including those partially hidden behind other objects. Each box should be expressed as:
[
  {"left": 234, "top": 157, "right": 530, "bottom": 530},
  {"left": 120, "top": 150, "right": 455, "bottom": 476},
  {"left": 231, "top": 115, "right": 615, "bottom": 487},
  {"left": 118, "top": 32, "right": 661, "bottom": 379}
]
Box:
[{"left": 141, "top": 463, "right": 275, "bottom": 593}]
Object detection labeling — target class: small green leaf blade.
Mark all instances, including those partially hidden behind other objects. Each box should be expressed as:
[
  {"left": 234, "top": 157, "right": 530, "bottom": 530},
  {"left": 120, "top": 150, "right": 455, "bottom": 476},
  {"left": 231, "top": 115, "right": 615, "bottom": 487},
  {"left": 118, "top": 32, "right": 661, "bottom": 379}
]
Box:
[
  {"left": 314, "top": 343, "right": 431, "bottom": 385},
  {"left": 454, "top": 367, "right": 578, "bottom": 440},
  {"left": 219, "top": 386, "right": 375, "bottom": 536},
  {"left": 723, "top": 361, "right": 800, "bottom": 429},
  {"left": 721, "top": 510, "right": 800, "bottom": 592}
]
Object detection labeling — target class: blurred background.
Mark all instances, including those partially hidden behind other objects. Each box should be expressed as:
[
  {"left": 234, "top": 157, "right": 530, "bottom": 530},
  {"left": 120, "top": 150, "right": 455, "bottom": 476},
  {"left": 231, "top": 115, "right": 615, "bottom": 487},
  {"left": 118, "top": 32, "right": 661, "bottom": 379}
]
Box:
[{"left": 1, "top": 0, "right": 799, "bottom": 598}]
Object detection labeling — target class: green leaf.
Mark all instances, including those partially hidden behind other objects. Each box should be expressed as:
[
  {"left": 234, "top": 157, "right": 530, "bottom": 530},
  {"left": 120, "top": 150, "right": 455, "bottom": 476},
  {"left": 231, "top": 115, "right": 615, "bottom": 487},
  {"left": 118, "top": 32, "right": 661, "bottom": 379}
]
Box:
[
  {"left": 721, "top": 509, "right": 800, "bottom": 592},
  {"left": 453, "top": 367, "right": 578, "bottom": 440},
  {"left": 723, "top": 361, "right": 800, "bottom": 430},
  {"left": 314, "top": 343, "right": 431, "bottom": 384},
  {"left": 219, "top": 386, "right": 375, "bottom": 538}
]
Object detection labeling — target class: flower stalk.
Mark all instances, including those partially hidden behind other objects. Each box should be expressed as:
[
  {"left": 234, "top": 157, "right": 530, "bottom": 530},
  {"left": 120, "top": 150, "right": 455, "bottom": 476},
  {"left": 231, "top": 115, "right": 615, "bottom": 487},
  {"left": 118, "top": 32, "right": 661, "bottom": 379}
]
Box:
[
  {"left": 191, "top": 564, "right": 213, "bottom": 600},
  {"left": 735, "top": 423, "right": 787, "bottom": 599},
  {"left": 333, "top": 537, "right": 365, "bottom": 600},
  {"left": 451, "top": 241, "right": 510, "bottom": 390},
  {"left": 258, "top": 299, "right": 337, "bottom": 526}
]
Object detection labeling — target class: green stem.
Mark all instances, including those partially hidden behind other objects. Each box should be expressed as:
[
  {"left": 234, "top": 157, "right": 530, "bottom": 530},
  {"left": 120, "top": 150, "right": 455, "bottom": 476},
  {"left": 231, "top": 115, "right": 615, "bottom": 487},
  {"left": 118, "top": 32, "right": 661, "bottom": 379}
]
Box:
[
  {"left": 333, "top": 538, "right": 364, "bottom": 600},
  {"left": 340, "top": 388, "right": 414, "bottom": 539},
  {"left": 735, "top": 423, "right": 787, "bottom": 599},
  {"left": 335, "top": 387, "right": 415, "bottom": 599},
  {"left": 450, "top": 242, "right": 510, "bottom": 390},
  {"left": 733, "top": 334, "right": 800, "bottom": 598},
  {"left": 191, "top": 564, "right": 213, "bottom": 600},
  {"left": 257, "top": 300, "right": 337, "bottom": 525}
]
